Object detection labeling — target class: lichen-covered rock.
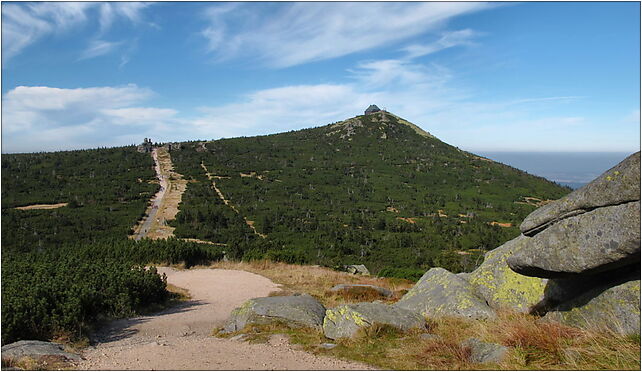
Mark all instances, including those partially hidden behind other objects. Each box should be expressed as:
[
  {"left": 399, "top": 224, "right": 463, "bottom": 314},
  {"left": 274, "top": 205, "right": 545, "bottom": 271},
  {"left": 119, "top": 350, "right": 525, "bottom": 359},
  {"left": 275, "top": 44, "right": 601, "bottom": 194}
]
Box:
[
  {"left": 329, "top": 284, "right": 392, "bottom": 298},
  {"left": 462, "top": 338, "right": 508, "bottom": 364},
  {"left": 469, "top": 235, "right": 547, "bottom": 312},
  {"left": 508, "top": 201, "right": 640, "bottom": 278},
  {"left": 1, "top": 340, "right": 81, "bottom": 363},
  {"left": 223, "top": 294, "right": 326, "bottom": 333},
  {"left": 323, "top": 302, "right": 425, "bottom": 340},
  {"left": 534, "top": 263, "right": 639, "bottom": 313},
  {"left": 521, "top": 151, "right": 640, "bottom": 236},
  {"left": 344, "top": 264, "right": 370, "bottom": 275},
  {"left": 543, "top": 279, "right": 640, "bottom": 335},
  {"left": 395, "top": 268, "right": 495, "bottom": 320}
]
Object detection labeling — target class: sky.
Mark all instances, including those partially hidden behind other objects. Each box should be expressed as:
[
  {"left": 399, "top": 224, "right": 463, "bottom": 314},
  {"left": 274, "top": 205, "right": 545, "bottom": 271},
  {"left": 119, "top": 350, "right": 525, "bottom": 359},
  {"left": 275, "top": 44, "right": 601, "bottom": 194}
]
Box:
[{"left": 2, "top": 1, "right": 640, "bottom": 154}]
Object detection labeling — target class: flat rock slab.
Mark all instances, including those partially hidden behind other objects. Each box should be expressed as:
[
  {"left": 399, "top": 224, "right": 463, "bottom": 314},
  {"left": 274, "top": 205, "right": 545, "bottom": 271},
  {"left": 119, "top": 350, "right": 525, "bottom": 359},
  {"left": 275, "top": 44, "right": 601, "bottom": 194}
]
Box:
[
  {"left": 323, "top": 302, "right": 425, "bottom": 340},
  {"left": 508, "top": 201, "right": 640, "bottom": 278},
  {"left": 521, "top": 151, "right": 640, "bottom": 236},
  {"left": 469, "top": 235, "right": 547, "bottom": 312},
  {"left": 543, "top": 279, "right": 641, "bottom": 335},
  {"left": 395, "top": 268, "right": 496, "bottom": 320},
  {"left": 1, "top": 340, "right": 81, "bottom": 362},
  {"left": 329, "top": 284, "right": 393, "bottom": 298},
  {"left": 462, "top": 338, "right": 508, "bottom": 364},
  {"left": 223, "top": 294, "right": 326, "bottom": 333}
]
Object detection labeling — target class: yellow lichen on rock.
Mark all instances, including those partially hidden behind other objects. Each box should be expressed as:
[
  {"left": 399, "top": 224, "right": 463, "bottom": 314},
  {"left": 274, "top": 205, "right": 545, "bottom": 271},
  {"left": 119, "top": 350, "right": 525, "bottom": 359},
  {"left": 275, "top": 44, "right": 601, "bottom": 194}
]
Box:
[{"left": 469, "top": 236, "right": 546, "bottom": 312}]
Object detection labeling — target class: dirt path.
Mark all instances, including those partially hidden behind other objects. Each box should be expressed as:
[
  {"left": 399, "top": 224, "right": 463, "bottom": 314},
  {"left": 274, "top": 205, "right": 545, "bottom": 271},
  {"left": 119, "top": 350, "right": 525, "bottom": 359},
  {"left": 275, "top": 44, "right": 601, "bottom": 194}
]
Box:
[
  {"left": 131, "top": 148, "right": 188, "bottom": 240},
  {"left": 201, "top": 162, "right": 267, "bottom": 238},
  {"left": 78, "top": 268, "right": 372, "bottom": 370}
]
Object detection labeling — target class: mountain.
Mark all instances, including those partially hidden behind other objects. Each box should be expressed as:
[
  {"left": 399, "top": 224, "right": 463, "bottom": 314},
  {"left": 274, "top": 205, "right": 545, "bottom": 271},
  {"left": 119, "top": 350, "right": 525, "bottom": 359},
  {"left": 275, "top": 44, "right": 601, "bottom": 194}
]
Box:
[{"left": 168, "top": 110, "right": 570, "bottom": 277}]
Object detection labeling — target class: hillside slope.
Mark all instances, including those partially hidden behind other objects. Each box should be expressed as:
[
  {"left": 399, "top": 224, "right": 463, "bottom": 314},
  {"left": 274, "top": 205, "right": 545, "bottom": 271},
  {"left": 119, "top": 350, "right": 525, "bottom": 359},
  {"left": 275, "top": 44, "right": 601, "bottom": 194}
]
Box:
[{"left": 169, "top": 111, "right": 570, "bottom": 276}]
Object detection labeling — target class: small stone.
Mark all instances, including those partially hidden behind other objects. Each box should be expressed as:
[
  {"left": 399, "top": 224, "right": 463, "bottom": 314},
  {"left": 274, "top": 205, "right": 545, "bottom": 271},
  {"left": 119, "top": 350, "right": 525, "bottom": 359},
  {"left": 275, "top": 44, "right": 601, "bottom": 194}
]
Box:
[
  {"left": 419, "top": 333, "right": 441, "bottom": 341},
  {"left": 320, "top": 343, "right": 337, "bottom": 349},
  {"left": 229, "top": 334, "right": 249, "bottom": 342},
  {"left": 462, "top": 337, "right": 508, "bottom": 364}
]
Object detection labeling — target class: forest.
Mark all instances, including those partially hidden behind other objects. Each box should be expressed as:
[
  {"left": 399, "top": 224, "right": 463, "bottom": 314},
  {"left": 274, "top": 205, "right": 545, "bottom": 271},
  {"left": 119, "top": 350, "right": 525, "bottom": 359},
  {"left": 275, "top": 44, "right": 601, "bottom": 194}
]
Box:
[
  {"left": 169, "top": 112, "right": 570, "bottom": 277},
  {"left": 1, "top": 112, "right": 570, "bottom": 345},
  {"left": 1, "top": 147, "right": 221, "bottom": 344}
]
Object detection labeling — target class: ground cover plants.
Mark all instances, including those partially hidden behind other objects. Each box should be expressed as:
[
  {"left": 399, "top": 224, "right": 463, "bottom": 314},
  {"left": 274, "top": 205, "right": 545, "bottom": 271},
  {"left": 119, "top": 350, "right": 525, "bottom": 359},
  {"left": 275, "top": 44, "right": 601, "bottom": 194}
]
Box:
[
  {"left": 214, "top": 260, "right": 641, "bottom": 370},
  {"left": 1, "top": 146, "right": 223, "bottom": 345},
  {"left": 170, "top": 112, "right": 570, "bottom": 277}
]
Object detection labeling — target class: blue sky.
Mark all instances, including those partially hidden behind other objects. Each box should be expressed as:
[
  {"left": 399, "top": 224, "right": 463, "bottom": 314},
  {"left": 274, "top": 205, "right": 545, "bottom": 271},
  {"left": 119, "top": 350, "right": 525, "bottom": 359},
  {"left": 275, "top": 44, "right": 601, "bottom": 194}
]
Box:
[{"left": 2, "top": 1, "right": 640, "bottom": 153}]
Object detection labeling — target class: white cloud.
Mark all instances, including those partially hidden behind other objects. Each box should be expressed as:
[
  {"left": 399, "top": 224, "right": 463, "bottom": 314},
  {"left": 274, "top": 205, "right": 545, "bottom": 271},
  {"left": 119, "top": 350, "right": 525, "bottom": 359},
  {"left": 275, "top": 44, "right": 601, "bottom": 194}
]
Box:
[
  {"left": 401, "top": 29, "right": 479, "bottom": 59},
  {"left": 201, "top": 2, "right": 493, "bottom": 68},
  {"left": 79, "top": 40, "right": 124, "bottom": 60},
  {"left": 1, "top": 2, "right": 151, "bottom": 63},
  {"left": 1, "top": 85, "right": 175, "bottom": 153}
]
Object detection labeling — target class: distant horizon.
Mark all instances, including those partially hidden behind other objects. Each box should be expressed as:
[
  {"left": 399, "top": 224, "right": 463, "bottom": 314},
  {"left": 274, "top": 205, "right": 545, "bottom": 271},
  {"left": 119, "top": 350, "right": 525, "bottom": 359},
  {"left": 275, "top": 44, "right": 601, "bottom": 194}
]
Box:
[{"left": 2, "top": 2, "right": 640, "bottom": 153}]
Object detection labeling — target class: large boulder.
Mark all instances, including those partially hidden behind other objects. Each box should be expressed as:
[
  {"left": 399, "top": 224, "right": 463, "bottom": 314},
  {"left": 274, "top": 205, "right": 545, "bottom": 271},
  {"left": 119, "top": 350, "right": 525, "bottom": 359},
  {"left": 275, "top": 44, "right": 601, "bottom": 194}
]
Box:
[
  {"left": 520, "top": 151, "right": 640, "bottom": 236},
  {"left": 543, "top": 279, "right": 641, "bottom": 335},
  {"left": 468, "top": 235, "right": 547, "bottom": 312},
  {"left": 395, "top": 268, "right": 495, "bottom": 320},
  {"left": 329, "top": 284, "right": 393, "bottom": 298},
  {"left": 323, "top": 302, "right": 425, "bottom": 340},
  {"left": 1, "top": 340, "right": 81, "bottom": 363},
  {"left": 507, "top": 201, "right": 640, "bottom": 278},
  {"left": 222, "top": 294, "right": 326, "bottom": 333}
]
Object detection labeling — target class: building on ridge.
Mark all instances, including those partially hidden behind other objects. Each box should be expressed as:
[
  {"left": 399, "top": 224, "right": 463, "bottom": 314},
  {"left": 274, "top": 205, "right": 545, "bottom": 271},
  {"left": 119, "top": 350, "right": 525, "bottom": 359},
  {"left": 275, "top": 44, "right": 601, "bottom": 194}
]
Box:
[{"left": 364, "top": 104, "right": 381, "bottom": 115}]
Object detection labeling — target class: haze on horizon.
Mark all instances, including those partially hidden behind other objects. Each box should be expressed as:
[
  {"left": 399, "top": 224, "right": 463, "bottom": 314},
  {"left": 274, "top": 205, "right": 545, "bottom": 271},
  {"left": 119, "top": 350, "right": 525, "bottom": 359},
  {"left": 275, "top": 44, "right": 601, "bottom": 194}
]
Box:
[{"left": 1, "top": 2, "right": 640, "bottom": 154}]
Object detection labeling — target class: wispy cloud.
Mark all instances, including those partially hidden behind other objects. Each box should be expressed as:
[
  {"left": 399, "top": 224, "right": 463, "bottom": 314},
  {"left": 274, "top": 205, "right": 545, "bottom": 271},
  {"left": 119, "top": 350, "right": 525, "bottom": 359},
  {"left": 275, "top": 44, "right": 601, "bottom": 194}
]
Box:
[
  {"left": 79, "top": 39, "right": 124, "bottom": 60},
  {"left": 401, "top": 29, "right": 479, "bottom": 59},
  {"left": 201, "top": 2, "right": 493, "bottom": 68},
  {"left": 1, "top": 2, "right": 151, "bottom": 64}
]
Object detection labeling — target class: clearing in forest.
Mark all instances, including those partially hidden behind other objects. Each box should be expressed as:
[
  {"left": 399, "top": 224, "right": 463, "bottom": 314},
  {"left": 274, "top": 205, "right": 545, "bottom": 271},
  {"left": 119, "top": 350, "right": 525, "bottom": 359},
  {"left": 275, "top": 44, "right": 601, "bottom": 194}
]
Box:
[
  {"left": 15, "top": 203, "right": 68, "bottom": 210},
  {"left": 130, "top": 147, "right": 187, "bottom": 240}
]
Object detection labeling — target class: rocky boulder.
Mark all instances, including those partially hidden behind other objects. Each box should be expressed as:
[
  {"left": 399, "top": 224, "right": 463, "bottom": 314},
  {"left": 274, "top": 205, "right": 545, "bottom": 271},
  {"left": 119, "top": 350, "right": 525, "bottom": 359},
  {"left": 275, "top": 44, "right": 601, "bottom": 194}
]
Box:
[
  {"left": 395, "top": 268, "right": 495, "bottom": 320},
  {"left": 329, "top": 284, "right": 393, "bottom": 298},
  {"left": 520, "top": 151, "right": 640, "bottom": 236},
  {"left": 462, "top": 338, "right": 508, "bottom": 364},
  {"left": 323, "top": 302, "right": 425, "bottom": 340},
  {"left": 544, "top": 279, "right": 640, "bottom": 335},
  {"left": 508, "top": 201, "right": 640, "bottom": 278},
  {"left": 468, "top": 235, "right": 547, "bottom": 312},
  {"left": 344, "top": 264, "right": 370, "bottom": 275},
  {"left": 1, "top": 340, "right": 81, "bottom": 364},
  {"left": 223, "top": 294, "right": 326, "bottom": 333}
]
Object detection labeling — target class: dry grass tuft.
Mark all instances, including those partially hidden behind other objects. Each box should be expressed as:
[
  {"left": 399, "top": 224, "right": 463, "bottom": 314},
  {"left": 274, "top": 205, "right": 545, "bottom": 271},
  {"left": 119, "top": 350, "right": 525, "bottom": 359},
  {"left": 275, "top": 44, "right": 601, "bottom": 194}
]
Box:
[
  {"left": 414, "top": 338, "right": 473, "bottom": 370},
  {"left": 210, "top": 259, "right": 413, "bottom": 308},
  {"left": 325, "top": 286, "right": 389, "bottom": 303},
  {"left": 208, "top": 260, "right": 640, "bottom": 370}
]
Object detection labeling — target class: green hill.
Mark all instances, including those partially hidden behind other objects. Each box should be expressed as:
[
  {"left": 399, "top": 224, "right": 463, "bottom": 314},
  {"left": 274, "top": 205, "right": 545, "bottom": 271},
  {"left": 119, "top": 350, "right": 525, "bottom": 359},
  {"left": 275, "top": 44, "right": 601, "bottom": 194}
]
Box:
[{"left": 169, "top": 110, "right": 570, "bottom": 277}]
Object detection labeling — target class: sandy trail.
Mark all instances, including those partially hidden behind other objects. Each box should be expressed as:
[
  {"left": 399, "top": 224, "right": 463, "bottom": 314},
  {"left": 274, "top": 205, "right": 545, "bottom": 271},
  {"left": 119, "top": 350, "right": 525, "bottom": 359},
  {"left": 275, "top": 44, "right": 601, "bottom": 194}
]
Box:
[
  {"left": 78, "top": 268, "right": 372, "bottom": 370},
  {"left": 131, "top": 147, "right": 188, "bottom": 240}
]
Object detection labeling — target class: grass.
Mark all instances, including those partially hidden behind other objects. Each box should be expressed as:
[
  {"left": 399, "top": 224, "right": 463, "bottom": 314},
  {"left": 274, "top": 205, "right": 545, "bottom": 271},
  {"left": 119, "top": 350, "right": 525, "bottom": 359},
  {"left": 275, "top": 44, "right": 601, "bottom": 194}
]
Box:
[
  {"left": 209, "top": 259, "right": 413, "bottom": 308},
  {"left": 209, "top": 260, "right": 640, "bottom": 370}
]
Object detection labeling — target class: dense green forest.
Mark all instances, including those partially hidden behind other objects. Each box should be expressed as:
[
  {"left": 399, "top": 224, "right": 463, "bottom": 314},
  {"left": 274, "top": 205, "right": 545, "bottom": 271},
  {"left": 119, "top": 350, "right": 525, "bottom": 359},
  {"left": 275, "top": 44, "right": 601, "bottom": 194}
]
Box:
[
  {"left": 1, "top": 113, "right": 570, "bottom": 344},
  {"left": 1, "top": 147, "right": 222, "bottom": 344},
  {"left": 169, "top": 112, "right": 570, "bottom": 277},
  {"left": 1, "top": 147, "right": 157, "bottom": 251}
]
